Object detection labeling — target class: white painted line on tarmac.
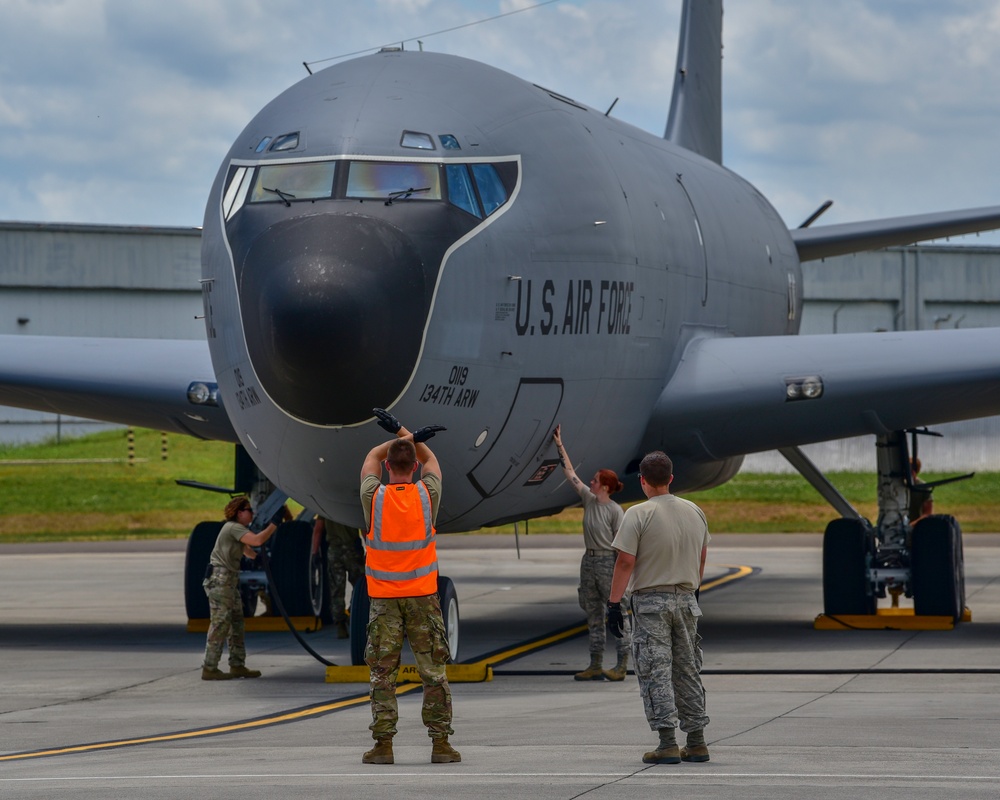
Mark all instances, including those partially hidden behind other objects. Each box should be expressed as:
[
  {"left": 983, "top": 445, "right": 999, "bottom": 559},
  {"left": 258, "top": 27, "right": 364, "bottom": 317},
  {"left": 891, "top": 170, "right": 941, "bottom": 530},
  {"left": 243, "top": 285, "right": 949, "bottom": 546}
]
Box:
[{"left": 2, "top": 771, "right": 998, "bottom": 782}]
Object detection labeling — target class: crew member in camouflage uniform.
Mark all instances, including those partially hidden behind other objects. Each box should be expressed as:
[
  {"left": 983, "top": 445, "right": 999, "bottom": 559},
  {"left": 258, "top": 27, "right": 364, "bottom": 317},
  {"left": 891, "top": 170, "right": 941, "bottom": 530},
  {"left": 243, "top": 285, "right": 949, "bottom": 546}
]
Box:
[
  {"left": 201, "top": 496, "right": 288, "bottom": 680},
  {"left": 552, "top": 424, "right": 630, "bottom": 681},
  {"left": 314, "top": 517, "right": 365, "bottom": 638},
  {"left": 359, "top": 408, "right": 459, "bottom": 765},
  {"left": 608, "top": 451, "right": 711, "bottom": 764}
]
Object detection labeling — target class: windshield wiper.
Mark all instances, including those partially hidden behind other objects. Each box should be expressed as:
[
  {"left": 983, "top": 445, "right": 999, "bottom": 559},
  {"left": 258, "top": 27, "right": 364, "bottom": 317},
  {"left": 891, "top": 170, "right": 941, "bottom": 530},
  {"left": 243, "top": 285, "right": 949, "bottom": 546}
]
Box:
[
  {"left": 385, "top": 186, "right": 430, "bottom": 206},
  {"left": 263, "top": 186, "right": 295, "bottom": 207}
]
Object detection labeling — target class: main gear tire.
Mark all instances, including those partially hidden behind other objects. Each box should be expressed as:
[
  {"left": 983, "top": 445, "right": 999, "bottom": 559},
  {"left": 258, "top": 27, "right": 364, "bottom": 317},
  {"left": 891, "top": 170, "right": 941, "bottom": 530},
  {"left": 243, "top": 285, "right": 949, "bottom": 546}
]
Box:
[
  {"left": 267, "top": 520, "right": 323, "bottom": 617},
  {"left": 438, "top": 575, "right": 460, "bottom": 663},
  {"left": 911, "top": 514, "right": 965, "bottom": 621},
  {"left": 822, "top": 518, "right": 876, "bottom": 616},
  {"left": 349, "top": 579, "right": 371, "bottom": 666}
]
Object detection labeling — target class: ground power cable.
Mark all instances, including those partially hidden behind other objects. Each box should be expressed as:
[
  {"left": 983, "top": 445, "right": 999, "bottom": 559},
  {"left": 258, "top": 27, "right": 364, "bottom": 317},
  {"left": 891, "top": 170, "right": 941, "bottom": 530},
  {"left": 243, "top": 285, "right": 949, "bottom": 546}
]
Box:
[{"left": 259, "top": 545, "right": 337, "bottom": 667}]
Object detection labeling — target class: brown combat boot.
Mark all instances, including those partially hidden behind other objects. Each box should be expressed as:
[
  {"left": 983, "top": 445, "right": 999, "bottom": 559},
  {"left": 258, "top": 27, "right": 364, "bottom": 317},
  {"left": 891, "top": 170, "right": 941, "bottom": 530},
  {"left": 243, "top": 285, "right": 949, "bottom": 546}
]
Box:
[
  {"left": 431, "top": 736, "right": 462, "bottom": 763},
  {"left": 642, "top": 745, "right": 681, "bottom": 764},
  {"left": 573, "top": 654, "right": 605, "bottom": 681},
  {"left": 603, "top": 652, "right": 629, "bottom": 681},
  {"left": 201, "top": 667, "right": 233, "bottom": 681},
  {"left": 680, "top": 744, "right": 710, "bottom": 762},
  {"left": 643, "top": 727, "right": 680, "bottom": 764},
  {"left": 336, "top": 621, "right": 349, "bottom": 639},
  {"left": 362, "top": 737, "right": 394, "bottom": 764},
  {"left": 229, "top": 665, "right": 262, "bottom": 679}
]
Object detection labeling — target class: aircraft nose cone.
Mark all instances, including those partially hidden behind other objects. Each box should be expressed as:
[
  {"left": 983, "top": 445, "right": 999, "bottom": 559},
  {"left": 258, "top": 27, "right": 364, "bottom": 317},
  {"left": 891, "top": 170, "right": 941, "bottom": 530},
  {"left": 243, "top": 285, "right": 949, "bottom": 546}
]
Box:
[{"left": 239, "top": 214, "right": 428, "bottom": 425}]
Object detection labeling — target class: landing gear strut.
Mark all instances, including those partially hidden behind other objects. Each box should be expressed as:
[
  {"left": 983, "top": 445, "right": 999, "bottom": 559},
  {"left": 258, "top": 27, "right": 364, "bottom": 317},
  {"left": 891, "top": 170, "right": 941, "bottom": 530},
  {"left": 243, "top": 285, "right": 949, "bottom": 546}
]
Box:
[{"left": 786, "top": 429, "right": 971, "bottom": 622}]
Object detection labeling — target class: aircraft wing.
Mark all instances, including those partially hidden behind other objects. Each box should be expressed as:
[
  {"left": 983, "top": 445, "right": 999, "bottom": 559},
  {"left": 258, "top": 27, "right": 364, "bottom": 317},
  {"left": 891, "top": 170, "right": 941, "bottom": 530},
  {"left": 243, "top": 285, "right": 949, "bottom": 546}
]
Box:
[
  {"left": 650, "top": 327, "right": 1000, "bottom": 462},
  {"left": 0, "top": 335, "right": 237, "bottom": 442},
  {"left": 791, "top": 206, "right": 1000, "bottom": 262}
]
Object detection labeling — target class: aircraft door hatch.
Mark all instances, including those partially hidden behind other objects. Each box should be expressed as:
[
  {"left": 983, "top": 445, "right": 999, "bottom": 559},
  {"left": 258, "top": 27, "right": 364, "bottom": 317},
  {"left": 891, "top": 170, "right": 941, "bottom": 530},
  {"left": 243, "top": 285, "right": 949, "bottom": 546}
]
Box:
[{"left": 467, "top": 378, "right": 563, "bottom": 498}]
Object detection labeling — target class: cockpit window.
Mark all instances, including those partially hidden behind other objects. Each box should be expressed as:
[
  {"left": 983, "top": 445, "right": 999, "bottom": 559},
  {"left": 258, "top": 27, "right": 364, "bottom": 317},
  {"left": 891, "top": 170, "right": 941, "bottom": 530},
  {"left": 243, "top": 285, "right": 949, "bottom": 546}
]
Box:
[
  {"left": 249, "top": 161, "right": 336, "bottom": 203},
  {"left": 269, "top": 132, "right": 300, "bottom": 152},
  {"left": 439, "top": 134, "right": 461, "bottom": 150},
  {"left": 346, "top": 162, "right": 441, "bottom": 200},
  {"left": 230, "top": 157, "right": 512, "bottom": 219},
  {"left": 471, "top": 163, "right": 507, "bottom": 216},
  {"left": 401, "top": 131, "right": 435, "bottom": 150},
  {"left": 445, "top": 164, "right": 481, "bottom": 218}
]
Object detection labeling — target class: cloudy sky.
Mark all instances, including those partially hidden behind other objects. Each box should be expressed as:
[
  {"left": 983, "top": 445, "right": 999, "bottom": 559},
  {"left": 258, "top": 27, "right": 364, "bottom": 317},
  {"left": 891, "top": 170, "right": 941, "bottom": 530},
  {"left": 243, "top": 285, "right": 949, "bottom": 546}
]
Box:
[{"left": 2, "top": 0, "right": 999, "bottom": 244}]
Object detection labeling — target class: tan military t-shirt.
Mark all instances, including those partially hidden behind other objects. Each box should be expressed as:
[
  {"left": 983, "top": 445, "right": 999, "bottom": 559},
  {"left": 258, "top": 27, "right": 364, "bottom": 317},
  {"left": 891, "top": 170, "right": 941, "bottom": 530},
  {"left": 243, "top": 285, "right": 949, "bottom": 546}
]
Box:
[
  {"left": 209, "top": 521, "right": 249, "bottom": 572},
  {"left": 578, "top": 489, "right": 624, "bottom": 551},
  {"left": 611, "top": 494, "right": 710, "bottom": 592}
]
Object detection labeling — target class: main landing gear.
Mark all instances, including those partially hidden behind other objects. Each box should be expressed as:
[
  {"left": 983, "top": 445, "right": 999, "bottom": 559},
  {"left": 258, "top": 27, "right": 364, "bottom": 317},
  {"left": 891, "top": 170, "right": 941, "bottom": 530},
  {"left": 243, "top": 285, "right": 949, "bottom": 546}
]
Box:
[
  {"left": 182, "top": 447, "right": 326, "bottom": 623},
  {"left": 783, "top": 429, "right": 972, "bottom": 624},
  {"left": 183, "top": 504, "right": 326, "bottom": 621},
  {"left": 181, "top": 446, "right": 463, "bottom": 659}
]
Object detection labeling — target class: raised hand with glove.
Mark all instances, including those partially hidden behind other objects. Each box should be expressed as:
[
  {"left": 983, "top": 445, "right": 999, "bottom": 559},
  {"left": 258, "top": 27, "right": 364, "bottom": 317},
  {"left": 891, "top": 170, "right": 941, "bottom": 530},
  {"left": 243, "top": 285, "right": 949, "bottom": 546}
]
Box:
[
  {"left": 373, "top": 407, "right": 401, "bottom": 434},
  {"left": 413, "top": 425, "right": 446, "bottom": 443},
  {"left": 372, "top": 408, "right": 446, "bottom": 444}
]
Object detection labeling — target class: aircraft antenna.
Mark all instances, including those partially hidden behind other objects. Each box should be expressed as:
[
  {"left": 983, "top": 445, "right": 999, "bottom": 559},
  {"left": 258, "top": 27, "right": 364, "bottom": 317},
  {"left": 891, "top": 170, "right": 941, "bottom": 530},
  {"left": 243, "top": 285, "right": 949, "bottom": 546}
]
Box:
[
  {"left": 604, "top": 97, "right": 619, "bottom": 117},
  {"left": 798, "top": 200, "right": 833, "bottom": 229},
  {"left": 304, "top": 0, "right": 562, "bottom": 71}
]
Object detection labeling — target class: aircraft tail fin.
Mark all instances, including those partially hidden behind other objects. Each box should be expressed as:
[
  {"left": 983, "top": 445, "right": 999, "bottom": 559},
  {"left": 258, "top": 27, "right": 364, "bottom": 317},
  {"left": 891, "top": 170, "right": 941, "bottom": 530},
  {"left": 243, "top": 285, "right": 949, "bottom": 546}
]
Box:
[{"left": 664, "top": 0, "right": 723, "bottom": 164}]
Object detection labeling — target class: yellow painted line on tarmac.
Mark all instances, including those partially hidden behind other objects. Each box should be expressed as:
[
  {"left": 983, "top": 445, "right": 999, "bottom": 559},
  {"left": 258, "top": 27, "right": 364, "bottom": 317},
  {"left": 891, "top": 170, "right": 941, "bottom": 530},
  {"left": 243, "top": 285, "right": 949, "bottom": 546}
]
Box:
[
  {"left": 326, "top": 662, "right": 495, "bottom": 682},
  {"left": 4, "top": 564, "right": 756, "bottom": 761},
  {"left": 0, "top": 685, "right": 420, "bottom": 762},
  {"left": 701, "top": 564, "right": 754, "bottom": 591},
  {"left": 326, "top": 564, "right": 756, "bottom": 683}
]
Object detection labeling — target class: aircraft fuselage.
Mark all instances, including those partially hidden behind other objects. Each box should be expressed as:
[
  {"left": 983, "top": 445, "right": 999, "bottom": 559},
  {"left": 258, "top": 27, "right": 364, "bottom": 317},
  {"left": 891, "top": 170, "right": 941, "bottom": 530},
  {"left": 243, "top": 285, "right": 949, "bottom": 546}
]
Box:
[{"left": 201, "top": 49, "right": 800, "bottom": 531}]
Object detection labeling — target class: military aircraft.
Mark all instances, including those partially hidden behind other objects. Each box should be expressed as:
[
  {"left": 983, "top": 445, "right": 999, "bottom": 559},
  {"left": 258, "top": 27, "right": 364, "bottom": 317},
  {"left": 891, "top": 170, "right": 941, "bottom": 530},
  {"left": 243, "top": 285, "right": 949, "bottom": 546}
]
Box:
[{"left": 3, "top": 0, "right": 1000, "bottom": 662}]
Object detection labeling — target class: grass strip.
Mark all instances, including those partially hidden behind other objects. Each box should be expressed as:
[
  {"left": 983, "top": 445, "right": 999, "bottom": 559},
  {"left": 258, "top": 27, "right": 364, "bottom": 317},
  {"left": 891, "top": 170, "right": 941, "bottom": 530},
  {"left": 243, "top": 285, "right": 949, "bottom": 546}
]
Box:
[{"left": 2, "top": 428, "right": 998, "bottom": 541}]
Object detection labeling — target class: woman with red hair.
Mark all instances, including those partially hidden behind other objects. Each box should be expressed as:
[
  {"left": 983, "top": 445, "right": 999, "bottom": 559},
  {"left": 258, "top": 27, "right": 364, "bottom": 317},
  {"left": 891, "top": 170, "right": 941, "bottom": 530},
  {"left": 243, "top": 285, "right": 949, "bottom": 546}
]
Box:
[{"left": 552, "top": 424, "right": 630, "bottom": 681}]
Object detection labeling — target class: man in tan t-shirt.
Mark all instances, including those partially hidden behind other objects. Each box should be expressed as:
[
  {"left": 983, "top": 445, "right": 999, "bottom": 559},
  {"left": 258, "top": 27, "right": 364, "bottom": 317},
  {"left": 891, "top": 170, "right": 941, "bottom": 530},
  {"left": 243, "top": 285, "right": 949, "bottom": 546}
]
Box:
[{"left": 608, "top": 451, "right": 711, "bottom": 765}]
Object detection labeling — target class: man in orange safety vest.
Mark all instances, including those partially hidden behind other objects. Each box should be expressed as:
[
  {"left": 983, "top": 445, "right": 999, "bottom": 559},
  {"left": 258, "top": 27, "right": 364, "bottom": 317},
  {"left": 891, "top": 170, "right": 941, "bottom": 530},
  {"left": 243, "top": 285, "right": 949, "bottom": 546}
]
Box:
[{"left": 358, "top": 407, "right": 459, "bottom": 766}]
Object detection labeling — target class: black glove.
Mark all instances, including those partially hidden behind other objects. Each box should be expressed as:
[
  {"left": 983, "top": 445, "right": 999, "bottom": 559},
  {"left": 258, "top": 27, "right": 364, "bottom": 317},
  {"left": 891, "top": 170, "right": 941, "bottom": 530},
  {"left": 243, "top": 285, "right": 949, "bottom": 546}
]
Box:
[
  {"left": 413, "top": 425, "right": 446, "bottom": 443},
  {"left": 607, "top": 601, "right": 625, "bottom": 639},
  {"left": 270, "top": 505, "right": 290, "bottom": 527},
  {"left": 373, "top": 407, "right": 401, "bottom": 434}
]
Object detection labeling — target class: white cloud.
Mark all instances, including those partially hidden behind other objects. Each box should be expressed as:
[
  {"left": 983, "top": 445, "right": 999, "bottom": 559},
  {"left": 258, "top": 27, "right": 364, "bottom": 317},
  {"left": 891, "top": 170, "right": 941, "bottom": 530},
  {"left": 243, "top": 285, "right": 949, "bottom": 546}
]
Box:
[{"left": 0, "top": 0, "right": 997, "bottom": 244}]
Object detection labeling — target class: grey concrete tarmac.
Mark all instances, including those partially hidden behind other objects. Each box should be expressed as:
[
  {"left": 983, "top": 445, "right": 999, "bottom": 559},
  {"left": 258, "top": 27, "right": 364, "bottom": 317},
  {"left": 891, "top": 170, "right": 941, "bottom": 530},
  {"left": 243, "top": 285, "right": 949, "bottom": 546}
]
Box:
[{"left": 1, "top": 533, "right": 999, "bottom": 799}]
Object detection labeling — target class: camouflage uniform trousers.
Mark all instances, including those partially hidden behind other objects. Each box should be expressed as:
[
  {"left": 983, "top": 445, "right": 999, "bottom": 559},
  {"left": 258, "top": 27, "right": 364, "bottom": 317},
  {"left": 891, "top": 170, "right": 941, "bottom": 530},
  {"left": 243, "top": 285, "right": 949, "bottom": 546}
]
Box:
[
  {"left": 202, "top": 568, "right": 247, "bottom": 669},
  {"left": 365, "top": 593, "right": 454, "bottom": 740},
  {"left": 325, "top": 522, "right": 365, "bottom": 624},
  {"left": 630, "top": 590, "right": 709, "bottom": 733},
  {"left": 579, "top": 552, "right": 630, "bottom": 658}
]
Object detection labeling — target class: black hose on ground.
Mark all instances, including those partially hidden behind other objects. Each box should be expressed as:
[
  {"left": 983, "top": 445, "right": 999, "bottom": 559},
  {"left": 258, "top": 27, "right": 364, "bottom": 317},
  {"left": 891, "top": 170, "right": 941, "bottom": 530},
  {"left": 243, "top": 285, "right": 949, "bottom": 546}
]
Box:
[{"left": 259, "top": 545, "right": 337, "bottom": 667}]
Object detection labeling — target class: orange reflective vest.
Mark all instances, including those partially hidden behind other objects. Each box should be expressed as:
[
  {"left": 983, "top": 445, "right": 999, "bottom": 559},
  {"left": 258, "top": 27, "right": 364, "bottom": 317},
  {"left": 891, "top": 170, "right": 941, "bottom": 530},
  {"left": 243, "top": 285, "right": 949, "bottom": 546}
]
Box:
[{"left": 365, "top": 481, "right": 438, "bottom": 598}]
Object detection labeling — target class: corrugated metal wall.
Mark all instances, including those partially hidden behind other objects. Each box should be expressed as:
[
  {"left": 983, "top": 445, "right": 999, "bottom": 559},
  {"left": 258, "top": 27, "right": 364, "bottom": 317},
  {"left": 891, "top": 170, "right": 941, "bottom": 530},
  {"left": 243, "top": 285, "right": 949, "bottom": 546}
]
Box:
[
  {"left": 0, "top": 222, "right": 202, "bottom": 338},
  {"left": 0, "top": 223, "right": 202, "bottom": 442}
]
